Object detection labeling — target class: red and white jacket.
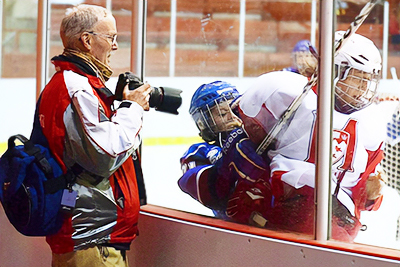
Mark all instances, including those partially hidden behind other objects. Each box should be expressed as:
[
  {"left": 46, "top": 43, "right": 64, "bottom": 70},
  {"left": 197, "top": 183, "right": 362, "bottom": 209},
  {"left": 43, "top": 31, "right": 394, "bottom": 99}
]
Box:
[{"left": 32, "top": 56, "right": 143, "bottom": 253}]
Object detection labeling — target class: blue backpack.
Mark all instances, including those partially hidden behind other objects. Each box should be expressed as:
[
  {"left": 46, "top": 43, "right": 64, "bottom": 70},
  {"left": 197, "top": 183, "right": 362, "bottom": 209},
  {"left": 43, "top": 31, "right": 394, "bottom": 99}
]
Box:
[{"left": 0, "top": 134, "right": 77, "bottom": 236}]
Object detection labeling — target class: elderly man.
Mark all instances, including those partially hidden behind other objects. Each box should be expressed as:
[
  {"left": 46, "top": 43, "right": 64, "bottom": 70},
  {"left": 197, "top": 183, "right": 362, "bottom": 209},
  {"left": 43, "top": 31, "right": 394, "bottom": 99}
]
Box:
[{"left": 30, "top": 4, "right": 151, "bottom": 266}]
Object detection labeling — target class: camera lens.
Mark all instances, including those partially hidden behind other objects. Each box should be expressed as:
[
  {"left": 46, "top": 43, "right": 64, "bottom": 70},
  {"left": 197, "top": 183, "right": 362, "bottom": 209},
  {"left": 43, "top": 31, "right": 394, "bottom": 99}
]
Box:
[
  {"left": 115, "top": 72, "right": 182, "bottom": 114},
  {"left": 152, "top": 86, "right": 182, "bottom": 115},
  {"left": 149, "top": 87, "right": 163, "bottom": 108}
]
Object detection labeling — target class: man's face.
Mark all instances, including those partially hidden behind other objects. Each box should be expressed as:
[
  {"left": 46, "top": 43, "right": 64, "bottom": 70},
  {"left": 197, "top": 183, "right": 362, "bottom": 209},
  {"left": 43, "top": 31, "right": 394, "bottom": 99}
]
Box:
[{"left": 90, "top": 15, "right": 118, "bottom": 66}]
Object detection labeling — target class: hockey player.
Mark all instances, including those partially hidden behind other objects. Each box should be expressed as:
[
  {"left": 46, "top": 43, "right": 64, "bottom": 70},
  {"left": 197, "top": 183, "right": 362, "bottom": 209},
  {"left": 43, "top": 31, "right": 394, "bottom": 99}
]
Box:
[
  {"left": 188, "top": 81, "right": 242, "bottom": 147},
  {"left": 235, "top": 31, "right": 395, "bottom": 241},
  {"left": 178, "top": 81, "right": 273, "bottom": 225},
  {"left": 178, "top": 81, "right": 245, "bottom": 217},
  {"left": 283, "top": 40, "right": 318, "bottom": 78}
]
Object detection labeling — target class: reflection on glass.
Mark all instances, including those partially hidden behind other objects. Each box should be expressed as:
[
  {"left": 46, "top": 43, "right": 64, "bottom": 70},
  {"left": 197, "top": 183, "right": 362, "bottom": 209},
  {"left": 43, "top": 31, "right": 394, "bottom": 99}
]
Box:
[
  {"left": 144, "top": 0, "right": 400, "bottom": 250},
  {"left": 2, "top": 0, "right": 38, "bottom": 78},
  {"left": 145, "top": 0, "right": 315, "bottom": 77}
]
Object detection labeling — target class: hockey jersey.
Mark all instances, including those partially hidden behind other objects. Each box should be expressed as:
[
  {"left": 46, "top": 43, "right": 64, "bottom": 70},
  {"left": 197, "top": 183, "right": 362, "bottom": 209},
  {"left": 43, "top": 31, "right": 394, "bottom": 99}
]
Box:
[{"left": 239, "top": 71, "right": 397, "bottom": 219}]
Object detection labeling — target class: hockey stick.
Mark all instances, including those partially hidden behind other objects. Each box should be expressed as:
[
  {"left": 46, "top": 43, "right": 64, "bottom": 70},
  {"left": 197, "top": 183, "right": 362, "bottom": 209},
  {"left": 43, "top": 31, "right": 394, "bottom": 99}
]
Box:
[{"left": 256, "top": 0, "right": 379, "bottom": 155}]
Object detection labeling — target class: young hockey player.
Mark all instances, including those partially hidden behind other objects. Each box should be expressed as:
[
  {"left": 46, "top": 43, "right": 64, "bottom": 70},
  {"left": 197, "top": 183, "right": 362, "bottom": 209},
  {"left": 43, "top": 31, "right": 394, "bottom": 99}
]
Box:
[
  {"left": 283, "top": 39, "right": 318, "bottom": 78},
  {"left": 178, "top": 81, "right": 273, "bottom": 225},
  {"left": 178, "top": 81, "right": 246, "bottom": 218},
  {"left": 235, "top": 31, "right": 396, "bottom": 241},
  {"left": 188, "top": 81, "right": 242, "bottom": 147}
]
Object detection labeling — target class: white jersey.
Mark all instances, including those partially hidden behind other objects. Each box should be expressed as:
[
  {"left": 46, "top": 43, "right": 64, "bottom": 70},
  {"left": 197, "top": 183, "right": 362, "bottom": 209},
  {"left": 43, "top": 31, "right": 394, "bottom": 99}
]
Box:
[{"left": 239, "top": 71, "right": 397, "bottom": 214}]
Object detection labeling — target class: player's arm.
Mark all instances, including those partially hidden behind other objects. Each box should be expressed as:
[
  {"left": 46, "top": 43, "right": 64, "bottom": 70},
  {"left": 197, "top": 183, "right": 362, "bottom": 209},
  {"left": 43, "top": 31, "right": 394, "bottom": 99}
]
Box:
[
  {"left": 269, "top": 154, "right": 315, "bottom": 199},
  {"left": 178, "top": 164, "right": 227, "bottom": 210},
  {"left": 180, "top": 142, "right": 222, "bottom": 173},
  {"left": 178, "top": 142, "right": 225, "bottom": 210}
]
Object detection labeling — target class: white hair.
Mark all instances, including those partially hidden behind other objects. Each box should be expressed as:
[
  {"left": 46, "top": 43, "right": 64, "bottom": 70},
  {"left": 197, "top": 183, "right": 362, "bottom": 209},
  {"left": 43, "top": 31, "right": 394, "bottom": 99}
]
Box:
[{"left": 60, "top": 4, "right": 110, "bottom": 48}]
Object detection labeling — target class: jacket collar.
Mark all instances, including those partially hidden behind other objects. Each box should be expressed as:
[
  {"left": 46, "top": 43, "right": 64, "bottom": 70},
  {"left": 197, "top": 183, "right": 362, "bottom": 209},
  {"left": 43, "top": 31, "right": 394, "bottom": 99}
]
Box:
[{"left": 51, "top": 55, "right": 115, "bottom": 103}]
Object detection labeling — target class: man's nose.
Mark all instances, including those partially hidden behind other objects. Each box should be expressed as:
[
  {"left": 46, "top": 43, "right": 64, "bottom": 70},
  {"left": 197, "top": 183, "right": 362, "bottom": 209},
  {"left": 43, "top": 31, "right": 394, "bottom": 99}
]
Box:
[{"left": 112, "top": 41, "right": 118, "bottom": 50}]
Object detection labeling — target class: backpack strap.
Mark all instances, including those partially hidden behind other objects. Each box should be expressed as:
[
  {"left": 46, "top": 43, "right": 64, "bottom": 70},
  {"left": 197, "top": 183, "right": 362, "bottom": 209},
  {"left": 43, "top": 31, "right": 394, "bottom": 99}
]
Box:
[
  {"left": 8, "top": 134, "right": 81, "bottom": 194},
  {"left": 12, "top": 135, "right": 54, "bottom": 178},
  {"left": 43, "top": 164, "right": 82, "bottom": 194}
]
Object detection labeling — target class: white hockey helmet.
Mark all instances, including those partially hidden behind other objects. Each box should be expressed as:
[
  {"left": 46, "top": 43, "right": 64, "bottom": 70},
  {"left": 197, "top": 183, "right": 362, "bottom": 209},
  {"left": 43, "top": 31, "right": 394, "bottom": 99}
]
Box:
[{"left": 334, "top": 31, "right": 382, "bottom": 114}]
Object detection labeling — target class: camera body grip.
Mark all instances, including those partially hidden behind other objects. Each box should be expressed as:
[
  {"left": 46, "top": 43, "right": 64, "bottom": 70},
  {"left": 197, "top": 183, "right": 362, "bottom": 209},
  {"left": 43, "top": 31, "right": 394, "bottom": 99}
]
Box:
[
  {"left": 114, "top": 72, "right": 143, "bottom": 101},
  {"left": 114, "top": 71, "right": 182, "bottom": 114}
]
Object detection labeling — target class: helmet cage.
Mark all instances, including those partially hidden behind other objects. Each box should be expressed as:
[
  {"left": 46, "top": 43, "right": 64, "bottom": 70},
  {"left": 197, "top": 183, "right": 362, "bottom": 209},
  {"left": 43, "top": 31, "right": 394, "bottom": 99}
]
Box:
[
  {"left": 334, "top": 62, "right": 380, "bottom": 114},
  {"left": 192, "top": 95, "right": 239, "bottom": 142}
]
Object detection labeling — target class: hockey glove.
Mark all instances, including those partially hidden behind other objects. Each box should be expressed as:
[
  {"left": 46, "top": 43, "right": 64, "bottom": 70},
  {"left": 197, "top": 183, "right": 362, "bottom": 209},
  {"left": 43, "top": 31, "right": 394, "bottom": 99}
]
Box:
[
  {"left": 331, "top": 195, "right": 364, "bottom": 242},
  {"left": 226, "top": 179, "right": 272, "bottom": 227},
  {"left": 220, "top": 129, "right": 270, "bottom": 184}
]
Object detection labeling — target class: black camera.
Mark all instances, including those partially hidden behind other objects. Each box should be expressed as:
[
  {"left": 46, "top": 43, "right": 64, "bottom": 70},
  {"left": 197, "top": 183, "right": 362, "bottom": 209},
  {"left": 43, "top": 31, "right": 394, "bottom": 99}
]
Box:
[{"left": 115, "top": 72, "right": 182, "bottom": 115}]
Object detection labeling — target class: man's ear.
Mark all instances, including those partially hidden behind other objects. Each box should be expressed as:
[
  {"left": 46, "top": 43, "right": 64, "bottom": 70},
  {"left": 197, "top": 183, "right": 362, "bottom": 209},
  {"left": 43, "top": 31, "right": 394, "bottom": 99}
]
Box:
[{"left": 80, "top": 32, "right": 92, "bottom": 51}]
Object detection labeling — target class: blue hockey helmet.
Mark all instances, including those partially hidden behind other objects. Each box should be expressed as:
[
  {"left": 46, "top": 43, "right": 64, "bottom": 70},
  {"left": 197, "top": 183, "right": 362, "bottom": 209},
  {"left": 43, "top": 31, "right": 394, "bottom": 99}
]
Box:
[
  {"left": 292, "top": 40, "right": 314, "bottom": 53},
  {"left": 292, "top": 40, "right": 318, "bottom": 77},
  {"left": 189, "top": 81, "right": 241, "bottom": 143}
]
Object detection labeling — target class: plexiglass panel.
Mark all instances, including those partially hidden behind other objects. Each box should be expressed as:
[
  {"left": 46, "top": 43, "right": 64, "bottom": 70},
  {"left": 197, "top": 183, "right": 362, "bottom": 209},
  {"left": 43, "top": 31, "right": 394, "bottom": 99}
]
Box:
[
  {"left": 333, "top": 0, "right": 400, "bottom": 248},
  {"left": 143, "top": 0, "right": 318, "bottom": 240},
  {"left": 143, "top": 0, "right": 400, "bottom": 250},
  {"left": 145, "top": 0, "right": 316, "bottom": 77},
  {"left": 1, "top": 0, "right": 37, "bottom": 78}
]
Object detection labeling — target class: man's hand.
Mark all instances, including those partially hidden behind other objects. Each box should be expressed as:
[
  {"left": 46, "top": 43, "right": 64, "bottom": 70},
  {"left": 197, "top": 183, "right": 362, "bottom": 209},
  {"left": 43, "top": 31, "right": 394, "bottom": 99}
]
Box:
[{"left": 123, "top": 83, "right": 152, "bottom": 111}]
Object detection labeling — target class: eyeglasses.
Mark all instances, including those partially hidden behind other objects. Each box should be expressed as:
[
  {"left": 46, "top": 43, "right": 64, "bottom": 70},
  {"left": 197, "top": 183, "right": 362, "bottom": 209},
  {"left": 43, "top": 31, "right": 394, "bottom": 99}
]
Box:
[{"left": 87, "top": 31, "right": 117, "bottom": 45}]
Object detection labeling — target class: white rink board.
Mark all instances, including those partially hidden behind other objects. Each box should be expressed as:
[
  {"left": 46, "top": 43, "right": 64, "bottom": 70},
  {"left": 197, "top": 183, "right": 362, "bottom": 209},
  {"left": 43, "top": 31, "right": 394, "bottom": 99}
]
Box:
[{"left": 130, "top": 211, "right": 400, "bottom": 267}]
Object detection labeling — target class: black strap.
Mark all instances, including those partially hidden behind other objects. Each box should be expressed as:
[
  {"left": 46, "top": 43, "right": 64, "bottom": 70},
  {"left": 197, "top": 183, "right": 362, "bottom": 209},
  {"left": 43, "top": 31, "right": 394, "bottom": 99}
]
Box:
[
  {"left": 43, "top": 163, "right": 84, "bottom": 194},
  {"left": 8, "top": 135, "right": 54, "bottom": 178},
  {"left": 8, "top": 134, "right": 28, "bottom": 149},
  {"left": 132, "top": 149, "right": 147, "bottom": 206},
  {"left": 119, "top": 102, "right": 132, "bottom": 108}
]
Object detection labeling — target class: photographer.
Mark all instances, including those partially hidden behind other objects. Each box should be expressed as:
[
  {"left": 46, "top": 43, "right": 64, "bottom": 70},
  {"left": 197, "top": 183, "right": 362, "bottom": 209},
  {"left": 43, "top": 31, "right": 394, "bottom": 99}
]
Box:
[{"left": 30, "top": 4, "right": 150, "bottom": 266}]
